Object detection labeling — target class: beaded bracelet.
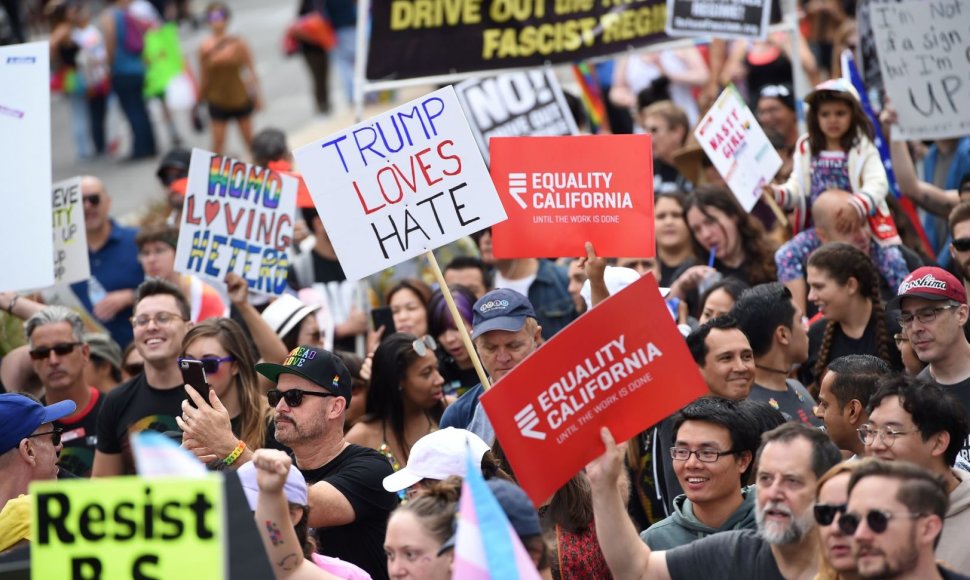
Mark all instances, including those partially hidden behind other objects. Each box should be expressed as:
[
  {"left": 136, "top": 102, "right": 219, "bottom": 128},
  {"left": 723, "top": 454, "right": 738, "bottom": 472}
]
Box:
[{"left": 223, "top": 440, "right": 246, "bottom": 466}]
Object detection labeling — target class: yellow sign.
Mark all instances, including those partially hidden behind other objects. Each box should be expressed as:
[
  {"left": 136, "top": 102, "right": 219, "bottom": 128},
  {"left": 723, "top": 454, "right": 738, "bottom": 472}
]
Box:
[{"left": 30, "top": 475, "right": 225, "bottom": 580}]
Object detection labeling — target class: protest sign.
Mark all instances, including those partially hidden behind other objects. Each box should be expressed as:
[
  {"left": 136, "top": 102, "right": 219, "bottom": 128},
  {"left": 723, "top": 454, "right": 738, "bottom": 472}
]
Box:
[
  {"left": 293, "top": 86, "right": 507, "bottom": 281},
  {"left": 480, "top": 272, "right": 708, "bottom": 505},
  {"left": 174, "top": 149, "right": 298, "bottom": 295},
  {"left": 871, "top": 0, "right": 970, "bottom": 139},
  {"left": 489, "top": 134, "right": 655, "bottom": 258},
  {"left": 367, "top": 0, "right": 670, "bottom": 79},
  {"left": 665, "top": 0, "right": 771, "bottom": 39},
  {"left": 30, "top": 475, "right": 226, "bottom": 579},
  {"left": 50, "top": 177, "right": 90, "bottom": 286},
  {"left": 455, "top": 69, "right": 578, "bottom": 163},
  {"left": 0, "top": 42, "right": 54, "bottom": 292},
  {"left": 695, "top": 85, "right": 782, "bottom": 212}
]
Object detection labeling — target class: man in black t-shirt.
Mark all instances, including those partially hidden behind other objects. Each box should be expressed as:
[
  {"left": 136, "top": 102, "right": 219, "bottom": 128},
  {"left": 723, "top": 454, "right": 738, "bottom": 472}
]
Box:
[
  {"left": 93, "top": 279, "right": 193, "bottom": 476},
  {"left": 889, "top": 267, "right": 970, "bottom": 472},
  {"left": 257, "top": 345, "right": 396, "bottom": 580},
  {"left": 588, "top": 422, "right": 840, "bottom": 580},
  {"left": 25, "top": 306, "right": 105, "bottom": 477}
]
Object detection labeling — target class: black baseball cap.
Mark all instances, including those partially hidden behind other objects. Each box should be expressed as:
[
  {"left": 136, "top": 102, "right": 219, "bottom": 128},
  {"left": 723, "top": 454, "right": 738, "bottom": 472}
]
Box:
[{"left": 255, "top": 346, "right": 352, "bottom": 403}]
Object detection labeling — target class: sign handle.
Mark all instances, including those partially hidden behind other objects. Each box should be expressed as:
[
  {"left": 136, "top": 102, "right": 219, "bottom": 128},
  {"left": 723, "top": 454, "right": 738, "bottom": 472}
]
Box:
[
  {"left": 425, "top": 249, "right": 492, "bottom": 391},
  {"left": 761, "top": 192, "right": 789, "bottom": 227}
]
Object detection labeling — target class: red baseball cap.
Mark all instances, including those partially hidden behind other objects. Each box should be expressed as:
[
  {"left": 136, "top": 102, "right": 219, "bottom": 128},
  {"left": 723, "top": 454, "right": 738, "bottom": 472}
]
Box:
[{"left": 888, "top": 266, "right": 967, "bottom": 310}]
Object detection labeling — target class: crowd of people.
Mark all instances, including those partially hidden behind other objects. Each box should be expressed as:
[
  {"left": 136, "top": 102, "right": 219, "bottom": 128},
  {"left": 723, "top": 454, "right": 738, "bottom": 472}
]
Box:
[{"left": 3, "top": 0, "right": 970, "bottom": 579}]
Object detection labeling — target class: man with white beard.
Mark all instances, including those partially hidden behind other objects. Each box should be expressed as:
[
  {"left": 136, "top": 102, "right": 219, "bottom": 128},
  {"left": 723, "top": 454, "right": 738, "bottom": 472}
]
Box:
[{"left": 588, "top": 422, "right": 842, "bottom": 580}]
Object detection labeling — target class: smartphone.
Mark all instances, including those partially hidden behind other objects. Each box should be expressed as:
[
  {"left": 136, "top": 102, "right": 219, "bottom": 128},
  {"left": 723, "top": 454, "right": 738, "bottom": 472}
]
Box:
[
  {"left": 180, "top": 359, "right": 210, "bottom": 403},
  {"left": 371, "top": 306, "right": 396, "bottom": 335}
]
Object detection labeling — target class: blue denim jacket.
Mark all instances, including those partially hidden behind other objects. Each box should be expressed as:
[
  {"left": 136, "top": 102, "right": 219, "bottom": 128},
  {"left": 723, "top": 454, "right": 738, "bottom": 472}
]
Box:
[{"left": 528, "top": 259, "right": 577, "bottom": 340}]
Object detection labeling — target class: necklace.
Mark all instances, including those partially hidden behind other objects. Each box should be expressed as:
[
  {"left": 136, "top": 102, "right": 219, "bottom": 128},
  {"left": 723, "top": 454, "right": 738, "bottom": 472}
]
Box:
[{"left": 756, "top": 364, "right": 790, "bottom": 375}]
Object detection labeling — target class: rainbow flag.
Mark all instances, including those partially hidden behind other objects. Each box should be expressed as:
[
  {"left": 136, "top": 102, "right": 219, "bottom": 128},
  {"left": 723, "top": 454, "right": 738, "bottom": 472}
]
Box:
[
  {"left": 572, "top": 62, "right": 609, "bottom": 134},
  {"left": 452, "top": 454, "right": 541, "bottom": 580}
]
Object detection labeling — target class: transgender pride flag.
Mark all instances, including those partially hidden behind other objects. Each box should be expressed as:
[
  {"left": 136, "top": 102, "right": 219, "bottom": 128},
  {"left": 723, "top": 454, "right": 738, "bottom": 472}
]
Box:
[{"left": 451, "top": 454, "right": 541, "bottom": 580}]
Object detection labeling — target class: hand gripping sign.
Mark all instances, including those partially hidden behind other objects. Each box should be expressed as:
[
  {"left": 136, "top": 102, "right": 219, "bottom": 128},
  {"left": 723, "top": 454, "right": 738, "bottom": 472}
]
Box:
[
  {"left": 294, "top": 86, "right": 507, "bottom": 281},
  {"left": 480, "top": 272, "right": 708, "bottom": 505}
]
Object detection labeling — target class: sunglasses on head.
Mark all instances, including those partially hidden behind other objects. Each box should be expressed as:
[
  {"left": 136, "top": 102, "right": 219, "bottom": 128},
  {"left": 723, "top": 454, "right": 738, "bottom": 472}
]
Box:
[
  {"left": 952, "top": 238, "right": 970, "bottom": 252},
  {"left": 412, "top": 335, "right": 437, "bottom": 357},
  {"left": 27, "top": 427, "right": 63, "bottom": 446},
  {"left": 838, "top": 509, "right": 924, "bottom": 535},
  {"left": 268, "top": 388, "right": 336, "bottom": 407},
  {"left": 29, "top": 342, "right": 82, "bottom": 360},
  {"left": 178, "top": 356, "right": 235, "bottom": 375},
  {"left": 813, "top": 503, "right": 847, "bottom": 526}
]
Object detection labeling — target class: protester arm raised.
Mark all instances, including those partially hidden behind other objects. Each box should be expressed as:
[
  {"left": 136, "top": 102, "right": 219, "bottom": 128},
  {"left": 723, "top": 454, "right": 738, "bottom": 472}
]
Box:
[{"left": 226, "top": 273, "right": 289, "bottom": 393}]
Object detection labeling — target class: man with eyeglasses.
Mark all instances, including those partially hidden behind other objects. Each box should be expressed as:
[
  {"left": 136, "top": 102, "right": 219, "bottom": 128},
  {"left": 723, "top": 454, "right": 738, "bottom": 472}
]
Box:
[
  {"left": 861, "top": 375, "right": 970, "bottom": 571},
  {"left": 588, "top": 421, "right": 841, "bottom": 580},
  {"left": 0, "top": 393, "right": 75, "bottom": 552},
  {"left": 640, "top": 397, "right": 759, "bottom": 550},
  {"left": 67, "top": 176, "right": 144, "bottom": 348},
  {"left": 92, "top": 279, "right": 193, "bottom": 477},
  {"left": 23, "top": 306, "right": 105, "bottom": 477},
  {"left": 256, "top": 345, "right": 396, "bottom": 580},
  {"left": 843, "top": 458, "right": 970, "bottom": 579},
  {"left": 888, "top": 266, "right": 970, "bottom": 472}
]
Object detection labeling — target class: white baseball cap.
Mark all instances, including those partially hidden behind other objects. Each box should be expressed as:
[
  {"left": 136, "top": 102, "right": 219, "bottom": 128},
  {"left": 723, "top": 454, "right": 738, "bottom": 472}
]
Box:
[{"left": 382, "top": 427, "right": 491, "bottom": 492}]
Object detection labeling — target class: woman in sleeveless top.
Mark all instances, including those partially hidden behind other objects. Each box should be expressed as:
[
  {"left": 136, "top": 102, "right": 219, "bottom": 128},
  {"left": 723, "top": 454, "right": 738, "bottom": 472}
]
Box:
[{"left": 198, "top": 2, "right": 261, "bottom": 154}]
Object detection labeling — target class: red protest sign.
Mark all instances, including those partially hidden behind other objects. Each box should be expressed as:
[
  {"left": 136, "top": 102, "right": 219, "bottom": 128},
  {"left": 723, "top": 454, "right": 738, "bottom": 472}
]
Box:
[
  {"left": 489, "top": 134, "right": 654, "bottom": 259},
  {"left": 480, "top": 273, "right": 707, "bottom": 506}
]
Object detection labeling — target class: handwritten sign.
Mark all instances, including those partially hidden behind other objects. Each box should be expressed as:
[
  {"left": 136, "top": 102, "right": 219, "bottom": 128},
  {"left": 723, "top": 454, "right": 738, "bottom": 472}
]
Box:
[
  {"left": 455, "top": 69, "right": 578, "bottom": 163},
  {"left": 175, "top": 149, "right": 298, "bottom": 295},
  {"left": 480, "top": 273, "right": 708, "bottom": 505},
  {"left": 294, "top": 86, "right": 506, "bottom": 281},
  {"left": 31, "top": 475, "right": 226, "bottom": 580},
  {"left": 490, "top": 134, "right": 655, "bottom": 258},
  {"left": 50, "top": 177, "right": 90, "bottom": 286},
  {"left": 695, "top": 85, "right": 782, "bottom": 212},
  {"left": 871, "top": 0, "right": 970, "bottom": 139},
  {"left": 666, "top": 0, "right": 771, "bottom": 39},
  {"left": 0, "top": 42, "right": 54, "bottom": 292}
]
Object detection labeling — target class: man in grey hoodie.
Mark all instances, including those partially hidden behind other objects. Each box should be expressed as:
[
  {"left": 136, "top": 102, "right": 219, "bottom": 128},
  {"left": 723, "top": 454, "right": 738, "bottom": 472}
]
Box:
[{"left": 641, "top": 397, "right": 761, "bottom": 549}]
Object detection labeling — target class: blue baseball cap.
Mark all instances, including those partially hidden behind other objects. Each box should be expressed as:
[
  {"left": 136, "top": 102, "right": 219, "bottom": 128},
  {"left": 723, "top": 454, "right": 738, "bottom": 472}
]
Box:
[
  {"left": 471, "top": 289, "right": 536, "bottom": 340},
  {"left": 0, "top": 393, "right": 75, "bottom": 454}
]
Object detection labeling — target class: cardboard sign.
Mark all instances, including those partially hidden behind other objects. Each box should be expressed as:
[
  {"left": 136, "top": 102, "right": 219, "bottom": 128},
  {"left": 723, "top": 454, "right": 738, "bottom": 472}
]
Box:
[
  {"left": 175, "top": 149, "right": 298, "bottom": 295},
  {"left": 294, "top": 86, "right": 507, "bottom": 281},
  {"left": 871, "top": 0, "right": 970, "bottom": 139},
  {"left": 489, "top": 135, "right": 654, "bottom": 259},
  {"left": 480, "top": 273, "right": 708, "bottom": 505},
  {"left": 30, "top": 475, "right": 226, "bottom": 579},
  {"left": 666, "top": 0, "right": 771, "bottom": 39},
  {"left": 0, "top": 42, "right": 54, "bottom": 292},
  {"left": 51, "top": 177, "right": 90, "bottom": 286},
  {"left": 455, "top": 69, "right": 578, "bottom": 163},
  {"left": 695, "top": 85, "right": 782, "bottom": 212}
]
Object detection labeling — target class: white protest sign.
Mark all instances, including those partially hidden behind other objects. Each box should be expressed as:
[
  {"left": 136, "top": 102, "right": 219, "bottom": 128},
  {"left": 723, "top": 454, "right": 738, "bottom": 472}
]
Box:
[
  {"left": 455, "top": 69, "right": 579, "bottom": 163},
  {"left": 294, "top": 86, "right": 506, "bottom": 281},
  {"left": 174, "top": 149, "right": 298, "bottom": 295},
  {"left": 51, "top": 177, "right": 89, "bottom": 286},
  {"left": 0, "top": 42, "right": 54, "bottom": 291},
  {"left": 872, "top": 0, "right": 970, "bottom": 140},
  {"left": 695, "top": 85, "right": 782, "bottom": 211}
]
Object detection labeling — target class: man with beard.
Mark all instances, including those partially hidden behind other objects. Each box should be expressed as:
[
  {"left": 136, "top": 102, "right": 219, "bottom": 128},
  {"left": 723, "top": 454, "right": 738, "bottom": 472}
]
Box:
[
  {"left": 844, "top": 459, "right": 970, "bottom": 579},
  {"left": 588, "top": 422, "right": 841, "bottom": 579},
  {"left": 862, "top": 375, "right": 970, "bottom": 571},
  {"left": 948, "top": 202, "right": 970, "bottom": 302},
  {"left": 256, "top": 346, "right": 396, "bottom": 580}
]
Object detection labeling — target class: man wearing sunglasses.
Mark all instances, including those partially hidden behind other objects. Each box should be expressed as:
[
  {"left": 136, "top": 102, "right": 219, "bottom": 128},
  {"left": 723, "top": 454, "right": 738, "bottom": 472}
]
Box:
[
  {"left": 67, "top": 176, "right": 144, "bottom": 348},
  {"left": 24, "top": 306, "right": 105, "bottom": 478},
  {"left": 888, "top": 266, "right": 970, "bottom": 473},
  {"left": 948, "top": 202, "right": 970, "bottom": 306},
  {"left": 0, "top": 393, "right": 75, "bottom": 552},
  {"left": 256, "top": 345, "right": 397, "bottom": 580},
  {"left": 844, "top": 459, "right": 969, "bottom": 579},
  {"left": 92, "top": 279, "right": 193, "bottom": 477},
  {"left": 863, "top": 375, "right": 970, "bottom": 571}
]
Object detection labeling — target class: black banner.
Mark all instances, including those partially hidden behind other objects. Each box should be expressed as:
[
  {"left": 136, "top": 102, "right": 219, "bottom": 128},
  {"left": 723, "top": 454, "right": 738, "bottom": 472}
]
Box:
[
  {"left": 666, "top": 0, "right": 771, "bottom": 39},
  {"left": 366, "top": 0, "right": 671, "bottom": 81}
]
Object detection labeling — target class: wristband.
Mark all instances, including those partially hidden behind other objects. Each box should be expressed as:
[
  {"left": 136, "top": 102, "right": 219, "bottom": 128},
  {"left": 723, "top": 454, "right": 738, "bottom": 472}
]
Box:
[
  {"left": 6, "top": 295, "right": 18, "bottom": 314},
  {"left": 223, "top": 440, "right": 246, "bottom": 466}
]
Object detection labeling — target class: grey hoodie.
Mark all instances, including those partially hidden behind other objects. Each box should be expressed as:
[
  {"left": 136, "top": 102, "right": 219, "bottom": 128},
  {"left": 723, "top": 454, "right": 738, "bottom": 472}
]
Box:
[
  {"left": 639, "top": 485, "right": 757, "bottom": 550},
  {"left": 938, "top": 468, "right": 970, "bottom": 572}
]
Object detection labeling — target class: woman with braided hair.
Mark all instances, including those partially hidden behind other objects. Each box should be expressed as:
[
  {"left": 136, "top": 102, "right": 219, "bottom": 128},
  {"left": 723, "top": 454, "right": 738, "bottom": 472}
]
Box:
[{"left": 800, "top": 242, "right": 902, "bottom": 392}]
